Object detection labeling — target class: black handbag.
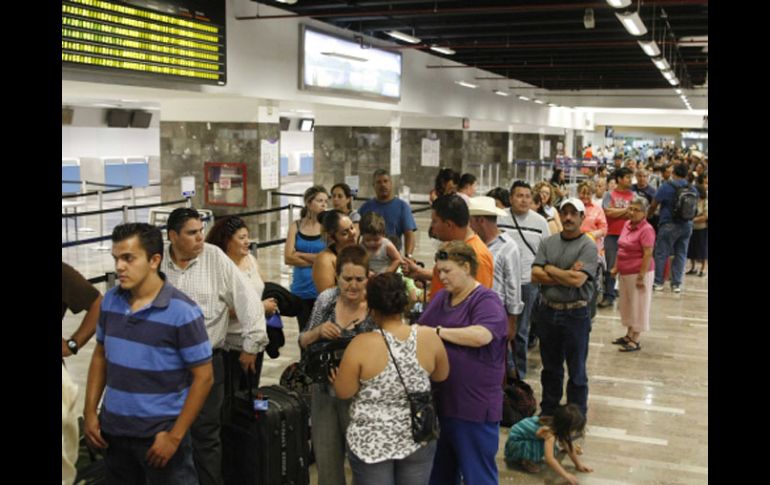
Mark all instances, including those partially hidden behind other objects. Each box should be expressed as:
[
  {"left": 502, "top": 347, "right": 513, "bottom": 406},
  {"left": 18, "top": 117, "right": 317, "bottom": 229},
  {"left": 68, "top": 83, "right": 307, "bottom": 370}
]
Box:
[
  {"left": 380, "top": 328, "right": 439, "bottom": 444},
  {"left": 301, "top": 336, "right": 354, "bottom": 384}
]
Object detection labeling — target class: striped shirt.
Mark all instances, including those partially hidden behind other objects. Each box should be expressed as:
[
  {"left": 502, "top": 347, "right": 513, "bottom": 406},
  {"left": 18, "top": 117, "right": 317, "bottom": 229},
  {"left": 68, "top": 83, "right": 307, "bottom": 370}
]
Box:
[
  {"left": 97, "top": 280, "right": 212, "bottom": 437},
  {"left": 487, "top": 232, "right": 525, "bottom": 316},
  {"left": 163, "top": 242, "right": 267, "bottom": 354},
  {"left": 498, "top": 209, "right": 551, "bottom": 283}
]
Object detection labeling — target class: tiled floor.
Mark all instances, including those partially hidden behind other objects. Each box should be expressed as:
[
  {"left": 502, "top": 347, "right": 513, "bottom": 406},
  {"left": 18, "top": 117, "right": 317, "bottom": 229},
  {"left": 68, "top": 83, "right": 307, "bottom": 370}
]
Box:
[{"left": 62, "top": 194, "right": 708, "bottom": 484}]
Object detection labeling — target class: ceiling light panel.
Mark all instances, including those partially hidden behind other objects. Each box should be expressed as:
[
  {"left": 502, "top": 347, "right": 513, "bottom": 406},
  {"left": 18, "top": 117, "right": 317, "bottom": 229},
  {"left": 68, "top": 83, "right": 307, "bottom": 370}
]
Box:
[
  {"left": 386, "top": 30, "right": 421, "bottom": 44},
  {"left": 606, "top": 0, "right": 632, "bottom": 7},
  {"left": 638, "top": 40, "right": 661, "bottom": 57},
  {"left": 652, "top": 58, "right": 671, "bottom": 71},
  {"left": 455, "top": 81, "right": 478, "bottom": 89},
  {"left": 615, "top": 11, "right": 648, "bottom": 36},
  {"left": 430, "top": 46, "right": 455, "bottom": 55}
]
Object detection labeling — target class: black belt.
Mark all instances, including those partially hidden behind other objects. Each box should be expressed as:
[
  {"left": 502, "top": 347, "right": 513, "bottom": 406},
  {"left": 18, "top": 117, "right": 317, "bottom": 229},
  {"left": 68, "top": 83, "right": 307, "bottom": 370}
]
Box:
[
  {"left": 545, "top": 300, "right": 588, "bottom": 310},
  {"left": 212, "top": 348, "right": 226, "bottom": 356}
]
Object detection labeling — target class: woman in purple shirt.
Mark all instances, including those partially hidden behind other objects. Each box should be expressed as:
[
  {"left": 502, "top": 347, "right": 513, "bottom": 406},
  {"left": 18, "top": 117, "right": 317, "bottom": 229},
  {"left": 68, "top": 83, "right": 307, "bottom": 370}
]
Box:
[
  {"left": 610, "top": 196, "right": 656, "bottom": 353},
  {"left": 418, "top": 241, "right": 508, "bottom": 485}
]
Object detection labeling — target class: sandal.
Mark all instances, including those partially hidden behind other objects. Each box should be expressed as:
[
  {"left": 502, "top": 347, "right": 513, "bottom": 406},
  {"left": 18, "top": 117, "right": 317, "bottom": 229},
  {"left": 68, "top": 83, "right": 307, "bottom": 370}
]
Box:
[
  {"left": 619, "top": 340, "right": 641, "bottom": 352},
  {"left": 698, "top": 271, "right": 705, "bottom": 277},
  {"left": 686, "top": 269, "right": 698, "bottom": 275},
  {"left": 611, "top": 336, "right": 630, "bottom": 345}
]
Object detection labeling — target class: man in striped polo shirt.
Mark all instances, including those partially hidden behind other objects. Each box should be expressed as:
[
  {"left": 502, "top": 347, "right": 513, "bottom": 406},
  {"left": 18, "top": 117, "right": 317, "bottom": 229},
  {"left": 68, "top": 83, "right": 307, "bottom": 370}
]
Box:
[{"left": 84, "top": 223, "right": 213, "bottom": 484}]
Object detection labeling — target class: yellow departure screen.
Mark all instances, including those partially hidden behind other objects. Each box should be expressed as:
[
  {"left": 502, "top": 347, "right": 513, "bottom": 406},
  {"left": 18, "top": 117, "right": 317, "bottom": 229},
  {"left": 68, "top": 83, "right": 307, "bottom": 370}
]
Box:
[{"left": 62, "top": 0, "right": 226, "bottom": 85}]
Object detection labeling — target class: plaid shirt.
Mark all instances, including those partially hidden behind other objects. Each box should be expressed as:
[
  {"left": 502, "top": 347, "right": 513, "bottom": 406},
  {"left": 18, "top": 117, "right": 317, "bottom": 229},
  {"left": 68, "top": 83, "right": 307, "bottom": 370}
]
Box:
[{"left": 163, "top": 242, "right": 267, "bottom": 354}]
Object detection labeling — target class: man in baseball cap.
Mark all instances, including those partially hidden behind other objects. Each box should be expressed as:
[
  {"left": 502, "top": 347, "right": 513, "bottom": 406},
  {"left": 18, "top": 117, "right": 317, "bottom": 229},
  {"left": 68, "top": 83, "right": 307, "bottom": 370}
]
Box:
[{"left": 531, "top": 196, "right": 598, "bottom": 420}]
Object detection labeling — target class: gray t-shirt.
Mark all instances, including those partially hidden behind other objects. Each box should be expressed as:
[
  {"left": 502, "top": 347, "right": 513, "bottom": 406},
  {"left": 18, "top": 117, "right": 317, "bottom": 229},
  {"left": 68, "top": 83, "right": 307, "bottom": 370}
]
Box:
[
  {"left": 498, "top": 209, "right": 551, "bottom": 283},
  {"left": 532, "top": 233, "right": 598, "bottom": 303}
]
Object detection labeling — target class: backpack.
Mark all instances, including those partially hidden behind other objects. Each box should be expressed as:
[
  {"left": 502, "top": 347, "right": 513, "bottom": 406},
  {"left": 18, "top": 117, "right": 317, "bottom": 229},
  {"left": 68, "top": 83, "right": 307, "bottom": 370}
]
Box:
[{"left": 671, "top": 182, "right": 698, "bottom": 221}]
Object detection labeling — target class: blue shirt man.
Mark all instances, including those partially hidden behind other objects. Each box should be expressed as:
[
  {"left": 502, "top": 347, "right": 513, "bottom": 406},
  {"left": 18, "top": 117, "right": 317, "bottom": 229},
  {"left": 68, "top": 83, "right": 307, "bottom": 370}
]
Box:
[
  {"left": 648, "top": 164, "right": 696, "bottom": 292},
  {"left": 84, "top": 223, "right": 213, "bottom": 485},
  {"left": 358, "top": 169, "right": 417, "bottom": 256}
]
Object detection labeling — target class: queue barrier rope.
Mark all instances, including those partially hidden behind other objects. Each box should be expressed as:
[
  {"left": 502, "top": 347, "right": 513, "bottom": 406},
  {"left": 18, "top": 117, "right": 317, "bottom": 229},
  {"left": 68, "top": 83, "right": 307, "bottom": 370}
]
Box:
[
  {"left": 62, "top": 185, "right": 133, "bottom": 199},
  {"left": 62, "top": 198, "right": 190, "bottom": 218}
]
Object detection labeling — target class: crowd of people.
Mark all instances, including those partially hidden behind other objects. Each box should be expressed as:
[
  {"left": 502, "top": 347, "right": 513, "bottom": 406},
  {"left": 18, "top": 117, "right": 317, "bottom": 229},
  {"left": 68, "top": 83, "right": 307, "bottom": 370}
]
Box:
[{"left": 62, "top": 147, "right": 707, "bottom": 484}]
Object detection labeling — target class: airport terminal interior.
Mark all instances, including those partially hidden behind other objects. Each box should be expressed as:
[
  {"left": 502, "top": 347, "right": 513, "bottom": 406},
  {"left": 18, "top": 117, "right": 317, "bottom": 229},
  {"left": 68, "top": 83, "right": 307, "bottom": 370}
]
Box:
[{"left": 62, "top": 0, "right": 707, "bottom": 483}]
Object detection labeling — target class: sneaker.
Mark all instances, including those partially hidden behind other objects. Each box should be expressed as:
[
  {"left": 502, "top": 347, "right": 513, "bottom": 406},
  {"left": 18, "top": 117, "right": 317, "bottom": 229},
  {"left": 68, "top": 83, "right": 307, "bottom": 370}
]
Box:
[
  {"left": 672, "top": 285, "right": 681, "bottom": 293},
  {"left": 653, "top": 284, "right": 664, "bottom": 291}
]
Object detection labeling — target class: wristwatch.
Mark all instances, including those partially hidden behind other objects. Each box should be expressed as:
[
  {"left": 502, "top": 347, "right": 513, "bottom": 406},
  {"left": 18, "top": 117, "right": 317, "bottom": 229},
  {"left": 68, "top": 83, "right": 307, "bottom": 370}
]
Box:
[{"left": 66, "top": 339, "right": 79, "bottom": 355}]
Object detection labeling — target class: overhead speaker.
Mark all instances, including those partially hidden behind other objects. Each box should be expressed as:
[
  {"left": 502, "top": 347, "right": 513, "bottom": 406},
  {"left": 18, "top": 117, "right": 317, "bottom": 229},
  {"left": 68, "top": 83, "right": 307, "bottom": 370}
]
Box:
[
  {"left": 106, "top": 109, "right": 131, "bottom": 127},
  {"left": 130, "top": 111, "right": 153, "bottom": 128}
]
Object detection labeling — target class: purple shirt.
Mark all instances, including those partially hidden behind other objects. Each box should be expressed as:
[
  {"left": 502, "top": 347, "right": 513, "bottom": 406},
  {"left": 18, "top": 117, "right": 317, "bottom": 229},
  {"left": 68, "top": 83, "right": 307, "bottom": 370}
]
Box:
[{"left": 418, "top": 285, "right": 507, "bottom": 423}]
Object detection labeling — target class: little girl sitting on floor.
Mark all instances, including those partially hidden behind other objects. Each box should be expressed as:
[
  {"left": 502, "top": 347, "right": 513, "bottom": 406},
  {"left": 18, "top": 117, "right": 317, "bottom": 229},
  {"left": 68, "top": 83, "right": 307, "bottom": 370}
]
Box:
[{"left": 504, "top": 404, "right": 593, "bottom": 485}]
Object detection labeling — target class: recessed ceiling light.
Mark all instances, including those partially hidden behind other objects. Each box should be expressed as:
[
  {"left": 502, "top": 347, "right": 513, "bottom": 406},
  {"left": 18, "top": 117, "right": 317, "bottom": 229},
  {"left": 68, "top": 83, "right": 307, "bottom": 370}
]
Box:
[
  {"left": 517, "top": 95, "right": 530, "bottom": 101},
  {"left": 548, "top": 103, "right": 558, "bottom": 107},
  {"left": 386, "top": 30, "right": 421, "bottom": 44},
  {"left": 533, "top": 99, "right": 545, "bottom": 104},
  {"left": 493, "top": 90, "right": 509, "bottom": 97},
  {"left": 455, "top": 81, "right": 478, "bottom": 89},
  {"left": 275, "top": 0, "right": 298, "bottom": 4},
  {"left": 675, "top": 88, "right": 683, "bottom": 94},
  {"left": 606, "top": 0, "right": 632, "bottom": 7}
]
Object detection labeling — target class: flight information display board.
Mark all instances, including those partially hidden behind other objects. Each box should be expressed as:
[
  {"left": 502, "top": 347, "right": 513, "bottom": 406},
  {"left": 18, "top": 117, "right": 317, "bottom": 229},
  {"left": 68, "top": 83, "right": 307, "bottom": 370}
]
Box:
[{"left": 62, "top": 0, "right": 226, "bottom": 85}]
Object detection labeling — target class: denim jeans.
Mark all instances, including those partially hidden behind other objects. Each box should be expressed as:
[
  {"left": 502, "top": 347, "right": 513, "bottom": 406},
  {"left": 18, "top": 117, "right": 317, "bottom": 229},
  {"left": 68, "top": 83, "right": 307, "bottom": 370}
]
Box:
[
  {"left": 603, "top": 235, "right": 619, "bottom": 302},
  {"left": 429, "top": 418, "right": 499, "bottom": 485},
  {"left": 312, "top": 383, "right": 353, "bottom": 485},
  {"left": 537, "top": 305, "right": 592, "bottom": 418},
  {"left": 512, "top": 283, "right": 539, "bottom": 378},
  {"left": 653, "top": 222, "right": 693, "bottom": 287},
  {"left": 191, "top": 351, "right": 224, "bottom": 485},
  {"left": 103, "top": 432, "right": 198, "bottom": 485},
  {"left": 348, "top": 441, "right": 437, "bottom": 485}
]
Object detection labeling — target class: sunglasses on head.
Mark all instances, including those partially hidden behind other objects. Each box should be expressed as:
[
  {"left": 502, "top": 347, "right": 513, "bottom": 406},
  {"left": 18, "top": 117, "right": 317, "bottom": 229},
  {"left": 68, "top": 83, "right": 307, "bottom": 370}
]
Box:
[{"left": 434, "top": 250, "right": 472, "bottom": 263}]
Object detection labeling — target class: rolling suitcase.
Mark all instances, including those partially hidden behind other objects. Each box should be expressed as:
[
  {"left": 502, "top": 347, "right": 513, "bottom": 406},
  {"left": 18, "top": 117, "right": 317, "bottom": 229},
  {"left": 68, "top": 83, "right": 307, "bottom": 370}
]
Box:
[{"left": 222, "top": 382, "right": 311, "bottom": 485}]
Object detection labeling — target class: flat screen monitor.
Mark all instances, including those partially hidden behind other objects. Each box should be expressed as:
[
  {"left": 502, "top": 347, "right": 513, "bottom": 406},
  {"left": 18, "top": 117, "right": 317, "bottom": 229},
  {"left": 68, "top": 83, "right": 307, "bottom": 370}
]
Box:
[
  {"left": 299, "top": 119, "right": 315, "bottom": 132},
  {"left": 62, "top": 0, "right": 227, "bottom": 86},
  {"left": 300, "top": 25, "right": 402, "bottom": 102},
  {"left": 107, "top": 109, "right": 131, "bottom": 128},
  {"left": 279, "top": 117, "right": 291, "bottom": 131},
  {"left": 130, "top": 111, "right": 153, "bottom": 128}
]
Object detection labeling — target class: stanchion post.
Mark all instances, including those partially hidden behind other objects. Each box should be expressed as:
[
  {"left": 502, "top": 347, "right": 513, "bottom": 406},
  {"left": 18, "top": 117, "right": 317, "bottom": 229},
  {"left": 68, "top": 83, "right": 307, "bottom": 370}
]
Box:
[
  {"left": 266, "top": 191, "right": 272, "bottom": 242},
  {"left": 287, "top": 203, "right": 295, "bottom": 227},
  {"left": 81, "top": 180, "right": 87, "bottom": 194},
  {"left": 186, "top": 197, "right": 192, "bottom": 208},
  {"left": 96, "top": 190, "right": 110, "bottom": 251},
  {"left": 131, "top": 187, "right": 137, "bottom": 222},
  {"left": 122, "top": 205, "right": 129, "bottom": 224}
]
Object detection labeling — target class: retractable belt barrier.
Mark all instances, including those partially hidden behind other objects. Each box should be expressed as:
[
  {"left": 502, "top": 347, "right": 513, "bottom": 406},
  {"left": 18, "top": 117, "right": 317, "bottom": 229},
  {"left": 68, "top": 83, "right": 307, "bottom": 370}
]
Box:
[{"left": 61, "top": 198, "right": 190, "bottom": 218}]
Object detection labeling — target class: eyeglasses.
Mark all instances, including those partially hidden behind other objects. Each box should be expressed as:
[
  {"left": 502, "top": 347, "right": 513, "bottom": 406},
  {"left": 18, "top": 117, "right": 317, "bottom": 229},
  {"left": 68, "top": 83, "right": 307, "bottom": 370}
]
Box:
[{"left": 627, "top": 207, "right": 644, "bottom": 213}]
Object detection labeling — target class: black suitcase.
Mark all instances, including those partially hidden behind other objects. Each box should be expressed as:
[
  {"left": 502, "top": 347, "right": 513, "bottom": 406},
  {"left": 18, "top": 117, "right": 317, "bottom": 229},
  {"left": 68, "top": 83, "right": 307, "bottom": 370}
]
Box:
[{"left": 222, "top": 383, "right": 311, "bottom": 485}]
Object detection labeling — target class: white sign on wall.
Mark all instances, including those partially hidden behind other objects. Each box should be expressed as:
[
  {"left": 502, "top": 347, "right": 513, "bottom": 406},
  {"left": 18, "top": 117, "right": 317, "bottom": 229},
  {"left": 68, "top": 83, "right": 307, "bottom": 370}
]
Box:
[
  {"left": 390, "top": 127, "right": 401, "bottom": 175},
  {"left": 181, "top": 175, "right": 195, "bottom": 198},
  {"left": 345, "top": 175, "right": 360, "bottom": 196},
  {"left": 260, "top": 139, "right": 280, "bottom": 189},
  {"left": 421, "top": 137, "right": 440, "bottom": 167}
]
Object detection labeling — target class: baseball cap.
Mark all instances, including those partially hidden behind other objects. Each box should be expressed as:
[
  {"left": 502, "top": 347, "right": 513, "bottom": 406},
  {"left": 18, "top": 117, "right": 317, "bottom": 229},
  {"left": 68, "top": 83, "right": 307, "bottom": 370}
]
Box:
[{"left": 559, "top": 197, "right": 585, "bottom": 213}]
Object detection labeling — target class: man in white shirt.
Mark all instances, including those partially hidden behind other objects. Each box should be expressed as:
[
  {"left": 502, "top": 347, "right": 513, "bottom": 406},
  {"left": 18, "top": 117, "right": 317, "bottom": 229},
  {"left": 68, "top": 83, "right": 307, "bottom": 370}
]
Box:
[
  {"left": 497, "top": 181, "right": 551, "bottom": 378},
  {"left": 469, "top": 196, "right": 524, "bottom": 377},
  {"left": 163, "top": 208, "right": 268, "bottom": 485}
]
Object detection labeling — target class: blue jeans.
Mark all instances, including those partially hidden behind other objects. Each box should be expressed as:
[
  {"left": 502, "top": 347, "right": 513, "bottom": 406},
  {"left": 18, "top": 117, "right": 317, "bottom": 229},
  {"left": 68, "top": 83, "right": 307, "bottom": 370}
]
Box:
[
  {"left": 654, "top": 222, "right": 693, "bottom": 287},
  {"left": 348, "top": 441, "right": 437, "bottom": 485},
  {"left": 537, "top": 306, "right": 592, "bottom": 418},
  {"left": 312, "top": 383, "right": 352, "bottom": 485},
  {"left": 511, "top": 283, "right": 539, "bottom": 378},
  {"left": 103, "top": 432, "right": 197, "bottom": 485},
  {"left": 429, "top": 418, "right": 499, "bottom": 485},
  {"left": 603, "top": 235, "right": 619, "bottom": 302}
]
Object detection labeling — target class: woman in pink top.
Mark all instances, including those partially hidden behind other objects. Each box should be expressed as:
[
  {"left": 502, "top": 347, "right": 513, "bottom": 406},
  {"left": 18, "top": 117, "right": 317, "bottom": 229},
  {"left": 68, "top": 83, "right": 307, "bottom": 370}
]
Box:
[
  {"left": 578, "top": 181, "right": 607, "bottom": 254},
  {"left": 610, "top": 196, "right": 656, "bottom": 352}
]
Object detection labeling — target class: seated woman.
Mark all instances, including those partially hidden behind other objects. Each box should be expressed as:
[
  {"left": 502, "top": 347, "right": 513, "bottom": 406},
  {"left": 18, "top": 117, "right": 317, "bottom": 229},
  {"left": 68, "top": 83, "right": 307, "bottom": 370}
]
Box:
[
  {"left": 312, "top": 210, "right": 359, "bottom": 294},
  {"left": 417, "top": 241, "right": 508, "bottom": 485},
  {"left": 205, "top": 216, "right": 275, "bottom": 393},
  {"left": 299, "top": 245, "right": 375, "bottom": 485},
  {"left": 333, "top": 273, "right": 449, "bottom": 485}
]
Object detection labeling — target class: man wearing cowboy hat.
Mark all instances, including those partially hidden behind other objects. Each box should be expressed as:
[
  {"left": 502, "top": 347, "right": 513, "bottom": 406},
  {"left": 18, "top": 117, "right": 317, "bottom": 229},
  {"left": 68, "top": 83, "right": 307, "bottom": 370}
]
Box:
[{"left": 468, "top": 196, "right": 525, "bottom": 377}]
